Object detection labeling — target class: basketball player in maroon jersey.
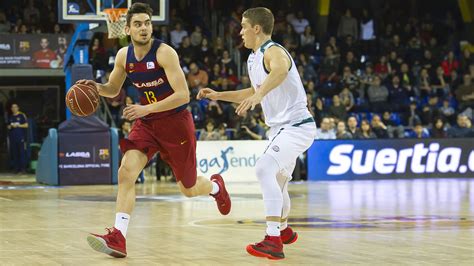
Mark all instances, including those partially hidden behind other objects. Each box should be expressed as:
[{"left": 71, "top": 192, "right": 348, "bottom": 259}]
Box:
[{"left": 76, "top": 3, "right": 231, "bottom": 258}]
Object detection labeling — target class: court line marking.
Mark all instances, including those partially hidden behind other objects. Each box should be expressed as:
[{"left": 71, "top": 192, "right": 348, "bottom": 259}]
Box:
[
  {"left": 0, "top": 196, "right": 12, "bottom": 201},
  {"left": 0, "top": 225, "right": 190, "bottom": 232}
]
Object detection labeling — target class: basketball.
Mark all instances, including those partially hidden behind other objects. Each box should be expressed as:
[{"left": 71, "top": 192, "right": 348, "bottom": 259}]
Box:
[{"left": 65, "top": 83, "right": 100, "bottom": 116}]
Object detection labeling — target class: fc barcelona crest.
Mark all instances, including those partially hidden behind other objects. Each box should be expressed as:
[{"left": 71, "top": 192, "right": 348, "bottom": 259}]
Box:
[{"left": 99, "top": 149, "right": 110, "bottom": 160}]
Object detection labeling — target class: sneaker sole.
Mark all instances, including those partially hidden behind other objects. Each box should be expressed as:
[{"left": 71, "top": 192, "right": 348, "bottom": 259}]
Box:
[
  {"left": 246, "top": 245, "right": 284, "bottom": 260},
  {"left": 283, "top": 232, "right": 298, "bottom": 245},
  {"left": 87, "top": 235, "right": 127, "bottom": 258}
]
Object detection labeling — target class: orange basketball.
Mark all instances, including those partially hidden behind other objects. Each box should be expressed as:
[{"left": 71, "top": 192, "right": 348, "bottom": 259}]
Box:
[{"left": 65, "top": 83, "right": 100, "bottom": 117}]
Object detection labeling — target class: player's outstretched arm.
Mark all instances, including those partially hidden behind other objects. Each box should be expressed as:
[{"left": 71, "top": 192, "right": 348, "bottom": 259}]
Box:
[
  {"left": 76, "top": 47, "right": 127, "bottom": 98},
  {"left": 196, "top": 87, "right": 254, "bottom": 103}
]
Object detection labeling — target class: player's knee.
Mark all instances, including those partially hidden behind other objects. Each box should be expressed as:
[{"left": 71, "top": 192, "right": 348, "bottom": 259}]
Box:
[
  {"left": 118, "top": 164, "right": 139, "bottom": 184},
  {"left": 255, "top": 159, "right": 266, "bottom": 180},
  {"left": 255, "top": 154, "right": 278, "bottom": 180}
]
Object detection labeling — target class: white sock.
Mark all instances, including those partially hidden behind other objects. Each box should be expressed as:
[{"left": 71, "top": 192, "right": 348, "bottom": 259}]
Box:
[
  {"left": 210, "top": 181, "right": 220, "bottom": 195},
  {"left": 280, "top": 219, "right": 288, "bottom": 231},
  {"left": 114, "top": 212, "right": 130, "bottom": 237},
  {"left": 266, "top": 221, "right": 281, "bottom": 236}
]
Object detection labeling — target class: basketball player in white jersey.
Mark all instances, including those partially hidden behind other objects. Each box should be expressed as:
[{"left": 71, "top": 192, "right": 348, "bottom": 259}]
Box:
[{"left": 197, "top": 7, "right": 316, "bottom": 260}]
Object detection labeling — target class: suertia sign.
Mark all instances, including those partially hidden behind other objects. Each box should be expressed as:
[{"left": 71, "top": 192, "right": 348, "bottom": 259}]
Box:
[{"left": 307, "top": 139, "right": 474, "bottom": 180}]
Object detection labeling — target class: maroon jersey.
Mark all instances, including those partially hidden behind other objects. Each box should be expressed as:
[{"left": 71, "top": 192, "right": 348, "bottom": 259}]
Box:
[{"left": 125, "top": 39, "right": 187, "bottom": 120}]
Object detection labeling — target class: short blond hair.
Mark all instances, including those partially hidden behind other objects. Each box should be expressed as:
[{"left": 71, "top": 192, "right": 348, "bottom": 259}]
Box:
[{"left": 242, "top": 7, "right": 274, "bottom": 35}]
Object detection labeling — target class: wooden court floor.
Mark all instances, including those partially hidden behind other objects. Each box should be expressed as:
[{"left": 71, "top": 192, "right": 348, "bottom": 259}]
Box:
[{"left": 0, "top": 174, "right": 473, "bottom": 265}]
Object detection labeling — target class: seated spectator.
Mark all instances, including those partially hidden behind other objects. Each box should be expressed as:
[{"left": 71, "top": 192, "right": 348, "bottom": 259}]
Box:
[
  {"left": 197, "top": 38, "right": 214, "bottom": 64},
  {"left": 336, "top": 121, "right": 352, "bottom": 139},
  {"left": 199, "top": 120, "right": 221, "bottom": 141},
  {"left": 355, "top": 119, "right": 377, "bottom": 139},
  {"left": 346, "top": 116, "right": 359, "bottom": 137},
  {"left": 209, "top": 63, "right": 224, "bottom": 88},
  {"left": 340, "top": 66, "right": 360, "bottom": 97},
  {"left": 406, "top": 101, "right": 422, "bottom": 127},
  {"left": 155, "top": 25, "right": 170, "bottom": 44},
  {"left": 0, "top": 11, "right": 11, "bottom": 33},
  {"left": 417, "top": 68, "right": 432, "bottom": 98},
  {"left": 359, "top": 64, "right": 376, "bottom": 98},
  {"left": 170, "top": 22, "right": 188, "bottom": 48},
  {"left": 236, "top": 75, "right": 251, "bottom": 90},
  {"left": 217, "top": 123, "right": 228, "bottom": 140},
  {"left": 319, "top": 46, "right": 340, "bottom": 82},
  {"left": 307, "top": 93, "right": 316, "bottom": 118},
  {"left": 298, "top": 54, "right": 317, "bottom": 82},
  {"left": 340, "top": 51, "right": 360, "bottom": 74},
  {"left": 431, "top": 66, "right": 448, "bottom": 97},
  {"left": 399, "top": 63, "right": 415, "bottom": 91},
  {"left": 187, "top": 62, "right": 209, "bottom": 89},
  {"left": 220, "top": 50, "right": 237, "bottom": 75},
  {"left": 448, "top": 69, "right": 461, "bottom": 93},
  {"left": 340, "top": 35, "right": 359, "bottom": 59},
  {"left": 237, "top": 116, "right": 265, "bottom": 140},
  {"left": 371, "top": 114, "right": 389, "bottom": 138},
  {"left": 382, "top": 111, "right": 404, "bottom": 138},
  {"left": 367, "top": 75, "right": 389, "bottom": 113},
  {"left": 430, "top": 117, "right": 447, "bottom": 138},
  {"left": 314, "top": 97, "right": 329, "bottom": 127},
  {"left": 455, "top": 74, "right": 474, "bottom": 112},
  {"left": 300, "top": 25, "right": 316, "bottom": 53},
  {"left": 420, "top": 49, "right": 436, "bottom": 73},
  {"left": 460, "top": 48, "right": 473, "bottom": 73},
  {"left": 374, "top": 55, "right": 389, "bottom": 79},
  {"left": 328, "top": 95, "right": 347, "bottom": 121},
  {"left": 190, "top": 25, "right": 203, "bottom": 47},
  {"left": 439, "top": 98, "right": 455, "bottom": 124},
  {"left": 420, "top": 95, "right": 441, "bottom": 126},
  {"left": 119, "top": 120, "right": 132, "bottom": 139},
  {"left": 328, "top": 117, "right": 337, "bottom": 132},
  {"left": 188, "top": 100, "right": 205, "bottom": 128},
  {"left": 89, "top": 37, "right": 107, "bottom": 71},
  {"left": 409, "top": 121, "right": 430, "bottom": 138},
  {"left": 327, "top": 36, "right": 340, "bottom": 55},
  {"left": 447, "top": 114, "right": 473, "bottom": 138},
  {"left": 441, "top": 51, "right": 459, "bottom": 77},
  {"left": 205, "top": 100, "right": 224, "bottom": 125},
  {"left": 339, "top": 87, "right": 354, "bottom": 111},
  {"left": 388, "top": 75, "right": 412, "bottom": 112},
  {"left": 316, "top": 117, "right": 336, "bottom": 139},
  {"left": 178, "top": 36, "right": 196, "bottom": 63},
  {"left": 387, "top": 51, "right": 403, "bottom": 75}
]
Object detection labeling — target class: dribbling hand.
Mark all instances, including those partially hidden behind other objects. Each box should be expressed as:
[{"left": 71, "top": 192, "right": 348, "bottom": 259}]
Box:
[
  {"left": 75, "top": 79, "right": 101, "bottom": 95},
  {"left": 75, "top": 79, "right": 97, "bottom": 87},
  {"left": 196, "top": 88, "right": 220, "bottom": 101}
]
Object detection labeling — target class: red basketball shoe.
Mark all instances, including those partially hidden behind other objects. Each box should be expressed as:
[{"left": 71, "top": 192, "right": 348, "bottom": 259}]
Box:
[
  {"left": 246, "top": 235, "right": 284, "bottom": 260},
  {"left": 210, "top": 174, "right": 231, "bottom": 215},
  {"left": 280, "top": 226, "right": 298, "bottom": 244},
  {"left": 87, "top": 227, "right": 127, "bottom": 258}
]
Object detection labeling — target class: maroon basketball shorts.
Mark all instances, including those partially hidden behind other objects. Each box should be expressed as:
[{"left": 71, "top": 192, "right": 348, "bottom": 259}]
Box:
[{"left": 119, "top": 110, "right": 197, "bottom": 188}]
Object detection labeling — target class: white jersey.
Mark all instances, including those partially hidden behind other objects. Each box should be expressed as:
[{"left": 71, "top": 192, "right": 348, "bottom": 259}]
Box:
[{"left": 247, "top": 40, "right": 311, "bottom": 127}]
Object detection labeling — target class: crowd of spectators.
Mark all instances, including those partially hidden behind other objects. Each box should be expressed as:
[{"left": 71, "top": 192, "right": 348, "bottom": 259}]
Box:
[{"left": 2, "top": 1, "right": 474, "bottom": 140}]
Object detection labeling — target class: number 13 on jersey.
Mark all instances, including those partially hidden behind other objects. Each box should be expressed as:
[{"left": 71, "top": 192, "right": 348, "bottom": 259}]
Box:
[{"left": 144, "top": 91, "right": 157, "bottom": 103}]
